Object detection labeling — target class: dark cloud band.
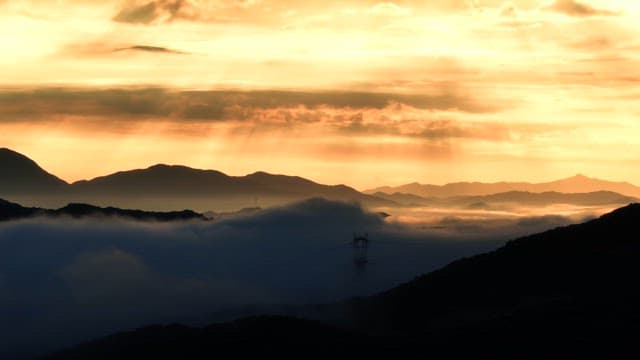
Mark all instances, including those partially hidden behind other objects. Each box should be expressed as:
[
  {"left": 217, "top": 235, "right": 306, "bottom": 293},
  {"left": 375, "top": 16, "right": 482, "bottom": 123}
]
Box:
[
  {"left": 112, "top": 45, "right": 188, "bottom": 54},
  {"left": 549, "top": 0, "right": 619, "bottom": 17},
  {"left": 0, "top": 87, "right": 494, "bottom": 122}
]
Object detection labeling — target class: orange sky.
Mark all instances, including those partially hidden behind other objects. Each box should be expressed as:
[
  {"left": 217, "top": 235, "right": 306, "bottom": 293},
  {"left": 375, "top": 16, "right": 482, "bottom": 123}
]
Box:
[{"left": 1, "top": 0, "right": 639, "bottom": 189}]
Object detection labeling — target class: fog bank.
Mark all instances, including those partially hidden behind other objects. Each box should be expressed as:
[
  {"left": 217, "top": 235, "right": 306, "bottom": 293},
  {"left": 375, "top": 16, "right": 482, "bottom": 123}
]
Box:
[{"left": 0, "top": 198, "right": 583, "bottom": 357}]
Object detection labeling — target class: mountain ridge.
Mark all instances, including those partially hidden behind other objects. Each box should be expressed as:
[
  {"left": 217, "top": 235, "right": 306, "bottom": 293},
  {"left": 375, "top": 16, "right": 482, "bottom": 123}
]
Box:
[
  {"left": 373, "top": 189, "right": 637, "bottom": 207},
  {"left": 0, "top": 148, "right": 394, "bottom": 210},
  {"left": 366, "top": 174, "right": 640, "bottom": 198},
  {"left": 3, "top": 147, "right": 639, "bottom": 211},
  {"left": 0, "top": 198, "right": 206, "bottom": 222}
]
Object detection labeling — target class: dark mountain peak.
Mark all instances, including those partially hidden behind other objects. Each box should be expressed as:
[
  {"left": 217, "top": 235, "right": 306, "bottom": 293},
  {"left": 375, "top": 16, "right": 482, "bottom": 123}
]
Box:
[
  {"left": 144, "top": 163, "right": 224, "bottom": 175},
  {"left": 243, "top": 171, "right": 310, "bottom": 183},
  {"left": 246, "top": 170, "right": 272, "bottom": 177},
  {"left": 147, "top": 163, "right": 194, "bottom": 171},
  {"left": 75, "top": 164, "right": 230, "bottom": 187},
  {"left": 0, "top": 147, "right": 20, "bottom": 155},
  {"left": 141, "top": 164, "right": 228, "bottom": 178},
  {"left": 147, "top": 163, "right": 175, "bottom": 170},
  {"left": 0, "top": 147, "right": 44, "bottom": 170},
  {"left": 242, "top": 171, "right": 317, "bottom": 186},
  {"left": 0, "top": 148, "right": 68, "bottom": 194},
  {"left": 0, "top": 147, "right": 22, "bottom": 154}
]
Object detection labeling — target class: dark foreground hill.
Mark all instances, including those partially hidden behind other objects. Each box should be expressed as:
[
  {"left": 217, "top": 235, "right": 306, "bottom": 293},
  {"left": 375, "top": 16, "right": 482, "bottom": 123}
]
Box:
[
  {"left": 346, "top": 202, "right": 640, "bottom": 352},
  {"left": 45, "top": 316, "right": 418, "bottom": 360},
  {"left": 46, "top": 203, "right": 640, "bottom": 358},
  {"left": 0, "top": 198, "right": 205, "bottom": 222}
]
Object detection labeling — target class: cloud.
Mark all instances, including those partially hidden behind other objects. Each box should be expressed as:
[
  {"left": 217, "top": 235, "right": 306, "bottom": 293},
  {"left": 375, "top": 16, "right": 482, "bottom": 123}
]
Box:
[
  {"left": 567, "top": 36, "right": 612, "bottom": 50},
  {"left": 113, "top": 1, "right": 158, "bottom": 24},
  {"left": 113, "top": 45, "right": 188, "bottom": 54},
  {"left": 62, "top": 40, "right": 189, "bottom": 56},
  {"left": 112, "top": 0, "right": 264, "bottom": 25},
  {"left": 0, "top": 87, "right": 494, "bottom": 123},
  {"left": 0, "top": 197, "right": 583, "bottom": 356},
  {"left": 107, "top": 0, "right": 534, "bottom": 28},
  {"left": 549, "top": 0, "right": 619, "bottom": 17},
  {"left": 336, "top": 116, "right": 511, "bottom": 141},
  {"left": 113, "top": 0, "right": 197, "bottom": 24}
]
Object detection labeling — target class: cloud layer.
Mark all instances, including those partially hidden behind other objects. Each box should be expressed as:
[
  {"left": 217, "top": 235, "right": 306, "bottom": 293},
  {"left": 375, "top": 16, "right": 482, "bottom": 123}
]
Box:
[
  {"left": 113, "top": 45, "right": 188, "bottom": 54},
  {"left": 0, "top": 88, "right": 493, "bottom": 120},
  {"left": 0, "top": 197, "right": 585, "bottom": 357},
  {"left": 549, "top": 0, "right": 619, "bottom": 17}
]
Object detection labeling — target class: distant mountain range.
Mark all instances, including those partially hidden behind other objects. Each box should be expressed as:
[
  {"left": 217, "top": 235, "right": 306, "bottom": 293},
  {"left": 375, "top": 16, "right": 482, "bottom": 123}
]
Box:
[
  {"left": 0, "top": 148, "right": 393, "bottom": 211},
  {"left": 47, "top": 203, "right": 640, "bottom": 357},
  {"left": 373, "top": 190, "right": 637, "bottom": 208},
  {"left": 2, "top": 147, "right": 639, "bottom": 212},
  {"left": 366, "top": 174, "right": 640, "bottom": 198},
  {"left": 0, "top": 198, "right": 205, "bottom": 222}
]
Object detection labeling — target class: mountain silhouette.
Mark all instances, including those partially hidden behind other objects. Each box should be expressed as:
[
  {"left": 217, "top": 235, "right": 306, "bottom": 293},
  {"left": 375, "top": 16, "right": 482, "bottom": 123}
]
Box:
[
  {"left": 0, "top": 198, "right": 38, "bottom": 221},
  {"left": 72, "top": 165, "right": 366, "bottom": 198},
  {"left": 3, "top": 147, "right": 638, "bottom": 214},
  {"left": 45, "top": 203, "right": 640, "bottom": 357},
  {"left": 447, "top": 190, "right": 636, "bottom": 207},
  {"left": 367, "top": 174, "right": 640, "bottom": 198},
  {"left": 0, "top": 198, "right": 205, "bottom": 222},
  {"left": 70, "top": 165, "right": 393, "bottom": 210},
  {"left": 0, "top": 149, "right": 393, "bottom": 211},
  {"left": 0, "top": 148, "right": 68, "bottom": 195}
]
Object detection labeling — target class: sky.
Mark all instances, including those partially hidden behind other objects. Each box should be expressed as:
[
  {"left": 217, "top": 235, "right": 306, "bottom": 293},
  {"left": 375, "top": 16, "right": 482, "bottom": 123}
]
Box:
[{"left": 1, "top": 0, "right": 639, "bottom": 189}]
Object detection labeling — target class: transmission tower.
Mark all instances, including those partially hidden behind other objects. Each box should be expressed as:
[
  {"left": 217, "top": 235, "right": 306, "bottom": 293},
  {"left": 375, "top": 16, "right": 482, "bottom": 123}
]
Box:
[{"left": 352, "top": 233, "right": 369, "bottom": 267}]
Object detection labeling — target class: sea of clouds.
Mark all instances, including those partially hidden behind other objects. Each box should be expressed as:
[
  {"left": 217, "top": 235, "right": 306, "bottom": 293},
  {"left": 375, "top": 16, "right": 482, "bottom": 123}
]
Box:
[{"left": 0, "top": 198, "right": 587, "bottom": 357}]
